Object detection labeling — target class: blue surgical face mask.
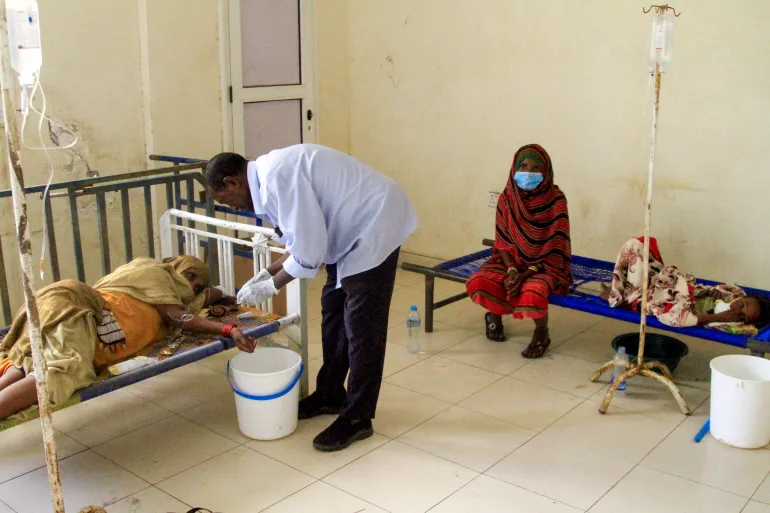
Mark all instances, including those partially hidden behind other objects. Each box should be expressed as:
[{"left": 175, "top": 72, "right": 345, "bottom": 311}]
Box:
[{"left": 514, "top": 171, "right": 544, "bottom": 191}]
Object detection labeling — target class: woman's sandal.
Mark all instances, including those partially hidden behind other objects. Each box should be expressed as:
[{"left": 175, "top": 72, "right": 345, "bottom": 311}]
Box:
[
  {"left": 522, "top": 328, "right": 550, "bottom": 359},
  {"left": 485, "top": 312, "right": 506, "bottom": 342}
]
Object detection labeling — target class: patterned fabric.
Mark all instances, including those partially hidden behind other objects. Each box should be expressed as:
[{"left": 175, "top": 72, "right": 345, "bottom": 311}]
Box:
[
  {"left": 608, "top": 237, "right": 750, "bottom": 331},
  {"left": 96, "top": 308, "right": 127, "bottom": 348},
  {"left": 467, "top": 144, "right": 572, "bottom": 318}
]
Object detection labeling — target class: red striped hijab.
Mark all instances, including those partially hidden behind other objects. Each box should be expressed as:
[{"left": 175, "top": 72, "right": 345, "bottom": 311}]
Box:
[{"left": 494, "top": 144, "right": 572, "bottom": 292}]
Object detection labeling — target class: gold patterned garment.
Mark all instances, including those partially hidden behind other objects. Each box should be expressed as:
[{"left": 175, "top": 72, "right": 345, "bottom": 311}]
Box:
[{"left": 0, "top": 256, "right": 208, "bottom": 411}]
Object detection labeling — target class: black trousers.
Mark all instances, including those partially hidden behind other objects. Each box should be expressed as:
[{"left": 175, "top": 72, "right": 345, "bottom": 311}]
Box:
[{"left": 315, "top": 248, "right": 399, "bottom": 420}]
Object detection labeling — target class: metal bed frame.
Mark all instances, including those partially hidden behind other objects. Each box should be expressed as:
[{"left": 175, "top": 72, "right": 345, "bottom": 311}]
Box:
[
  {"left": 0, "top": 155, "right": 309, "bottom": 429},
  {"left": 402, "top": 239, "right": 770, "bottom": 357}
]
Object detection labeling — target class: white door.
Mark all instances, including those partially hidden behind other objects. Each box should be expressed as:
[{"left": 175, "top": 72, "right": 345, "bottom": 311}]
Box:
[{"left": 227, "top": 0, "right": 315, "bottom": 159}]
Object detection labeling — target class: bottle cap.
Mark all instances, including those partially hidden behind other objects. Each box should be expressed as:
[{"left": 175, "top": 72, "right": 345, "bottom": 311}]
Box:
[{"left": 410, "top": 305, "right": 418, "bottom": 311}]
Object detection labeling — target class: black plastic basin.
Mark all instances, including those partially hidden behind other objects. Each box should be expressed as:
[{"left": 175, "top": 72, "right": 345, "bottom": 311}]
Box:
[{"left": 611, "top": 333, "right": 689, "bottom": 374}]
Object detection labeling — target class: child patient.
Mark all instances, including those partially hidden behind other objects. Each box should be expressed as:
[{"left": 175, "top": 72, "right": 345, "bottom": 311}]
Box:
[{"left": 601, "top": 237, "right": 770, "bottom": 333}]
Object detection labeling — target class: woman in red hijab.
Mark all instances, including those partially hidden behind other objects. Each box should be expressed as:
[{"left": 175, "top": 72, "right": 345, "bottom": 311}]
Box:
[{"left": 466, "top": 144, "right": 572, "bottom": 358}]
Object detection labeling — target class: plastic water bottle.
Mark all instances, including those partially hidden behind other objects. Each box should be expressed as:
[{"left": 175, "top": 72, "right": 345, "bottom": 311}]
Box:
[
  {"left": 611, "top": 347, "right": 629, "bottom": 391},
  {"left": 407, "top": 305, "right": 422, "bottom": 355}
]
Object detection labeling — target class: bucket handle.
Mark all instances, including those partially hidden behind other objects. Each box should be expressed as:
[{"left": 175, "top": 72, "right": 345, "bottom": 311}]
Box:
[{"left": 226, "top": 361, "right": 305, "bottom": 401}]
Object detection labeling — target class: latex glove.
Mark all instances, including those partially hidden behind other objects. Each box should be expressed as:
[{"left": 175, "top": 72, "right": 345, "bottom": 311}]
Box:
[
  {"left": 236, "top": 269, "right": 272, "bottom": 303},
  {"left": 238, "top": 278, "right": 279, "bottom": 306}
]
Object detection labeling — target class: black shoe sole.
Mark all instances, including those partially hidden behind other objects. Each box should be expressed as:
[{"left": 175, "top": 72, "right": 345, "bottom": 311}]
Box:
[
  {"left": 313, "top": 426, "right": 374, "bottom": 452},
  {"left": 298, "top": 405, "right": 343, "bottom": 420}
]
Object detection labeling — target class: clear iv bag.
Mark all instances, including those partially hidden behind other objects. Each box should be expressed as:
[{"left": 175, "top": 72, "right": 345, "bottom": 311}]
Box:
[{"left": 648, "top": 9, "right": 674, "bottom": 73}]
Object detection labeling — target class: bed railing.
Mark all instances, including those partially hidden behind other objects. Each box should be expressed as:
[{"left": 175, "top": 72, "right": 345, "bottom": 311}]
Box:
[{"left": 0, "top": 155, "right": 230, "bottom": 325}]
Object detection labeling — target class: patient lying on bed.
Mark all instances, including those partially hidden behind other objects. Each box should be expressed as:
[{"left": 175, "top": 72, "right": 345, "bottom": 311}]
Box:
[
  {"left": 601, "top": 237, "right": 770, "bottom": 333},
  {"left": 0, "top": 256, "right": 255, "bottom": 420}
]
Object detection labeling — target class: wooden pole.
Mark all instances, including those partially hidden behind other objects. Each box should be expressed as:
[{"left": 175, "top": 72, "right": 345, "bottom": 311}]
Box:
[
  {"left": 637, "top": 62, "right": 662, "bottom": 367},
  {"left": 0, "top": 3, "right": 65, "bottom": 512},
  {"left": 591, "top": 4, "right": 690, "bottom": 416}
]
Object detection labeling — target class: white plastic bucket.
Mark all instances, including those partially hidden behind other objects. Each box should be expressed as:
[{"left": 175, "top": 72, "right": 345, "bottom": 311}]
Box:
[
  {"left": 228, "top": 347, "right": 303, "bottom": 441},
  {"left": 710, "top": 355, "right": 770, "bottom": 449}
]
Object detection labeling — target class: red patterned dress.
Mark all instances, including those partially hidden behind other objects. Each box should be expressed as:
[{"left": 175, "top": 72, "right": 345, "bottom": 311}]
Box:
[{"left": 467, "top": 144, "right": 572, "bottom": 319}]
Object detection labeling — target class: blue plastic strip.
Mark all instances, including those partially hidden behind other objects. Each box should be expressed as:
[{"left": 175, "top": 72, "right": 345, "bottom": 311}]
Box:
[
  {"left": 227, "top": 361, "right": 304, "bottom": 401},
  {"left": 694, "top": 418, "right": 710, "bottom": 443}
]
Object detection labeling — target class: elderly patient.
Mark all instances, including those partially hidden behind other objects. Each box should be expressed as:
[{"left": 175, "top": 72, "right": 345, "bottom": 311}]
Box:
[
  {"left": 0, "top": 256, "right": 256, "bottom": 420},
  {"left": 603, "top": 237, "right": 770, "bottom": 332}
]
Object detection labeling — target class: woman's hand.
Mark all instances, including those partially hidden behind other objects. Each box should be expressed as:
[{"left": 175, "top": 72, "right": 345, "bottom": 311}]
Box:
[
  {"left": 231, "top": 327, "right": 257, "bottom": 353},
  {"left": 506, "top": 270, "right": 534, "bottom": 299}
]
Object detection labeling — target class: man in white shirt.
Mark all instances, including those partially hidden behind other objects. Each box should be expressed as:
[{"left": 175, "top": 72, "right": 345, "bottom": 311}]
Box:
[{"left": 205, "top": 144, "right": 418, "bottom": 451}]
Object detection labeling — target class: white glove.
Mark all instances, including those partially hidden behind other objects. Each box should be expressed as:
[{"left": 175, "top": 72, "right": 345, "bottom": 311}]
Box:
[
  {"left": 238, "top": 278, "right": 279, "bottom": 306},
  {"left": 236, "top": 269, "right": 272, "bottom": 303}
]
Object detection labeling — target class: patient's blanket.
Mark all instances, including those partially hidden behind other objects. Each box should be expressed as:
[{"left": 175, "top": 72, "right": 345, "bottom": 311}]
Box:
[{"left": 608, "top": 237, "right": 754, "bottom": 335}]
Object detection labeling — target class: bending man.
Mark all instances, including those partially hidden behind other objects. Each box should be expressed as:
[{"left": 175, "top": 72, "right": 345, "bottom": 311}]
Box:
[{"left": 205, "top": 144, "right": 417, "bottom": 452}]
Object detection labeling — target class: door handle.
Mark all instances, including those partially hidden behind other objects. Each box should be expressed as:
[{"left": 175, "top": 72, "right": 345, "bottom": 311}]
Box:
[{"left": 306, "top": 109, "right": 313, "bottom": 121}]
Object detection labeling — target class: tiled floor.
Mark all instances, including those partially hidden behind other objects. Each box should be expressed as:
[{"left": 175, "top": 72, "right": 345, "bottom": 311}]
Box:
[{"left": 1, "top": 270, "right": 768, "bottom": 513}]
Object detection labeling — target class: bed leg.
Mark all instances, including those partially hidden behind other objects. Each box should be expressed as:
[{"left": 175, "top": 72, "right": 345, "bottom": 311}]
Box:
[{"left": 425, "top": 276, "right": 435, "bottom": 333}]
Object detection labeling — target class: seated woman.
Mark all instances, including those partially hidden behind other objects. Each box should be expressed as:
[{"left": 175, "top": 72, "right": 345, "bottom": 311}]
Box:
[
  {"left": 604, "top": 237, "right": 770, "bottom": 331},
  {"left": 466, "top": 144, "right": 572, "bottom": 359},
  {"left": 0, "top": 256, "right": 256, "bottom": 420}
]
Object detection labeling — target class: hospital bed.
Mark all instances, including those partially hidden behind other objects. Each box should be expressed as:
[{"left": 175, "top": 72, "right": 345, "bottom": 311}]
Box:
[
  {"left": 0, "top": 156, "right": 308, "bottom": 430},
  {"left": 402, "top": 239, "right": 770, "bottom": 357}
]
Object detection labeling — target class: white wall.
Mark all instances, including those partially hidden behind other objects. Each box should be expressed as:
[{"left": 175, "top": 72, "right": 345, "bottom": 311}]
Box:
[
  {"left": 0, "top": 0, "right": 224, "bottom": 311},
  {"left": 344, "top": 0, "right": 770, "bottom": 288}
]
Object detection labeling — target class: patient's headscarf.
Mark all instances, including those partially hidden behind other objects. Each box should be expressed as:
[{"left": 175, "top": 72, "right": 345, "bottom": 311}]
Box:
[{"left": 163, "top": 255, "right": 211, "bottom": 288}]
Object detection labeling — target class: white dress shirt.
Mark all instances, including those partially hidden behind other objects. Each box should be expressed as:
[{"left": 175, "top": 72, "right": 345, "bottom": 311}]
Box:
[{"left": 247, "top": 144, "right": 418, "bottom": 287}]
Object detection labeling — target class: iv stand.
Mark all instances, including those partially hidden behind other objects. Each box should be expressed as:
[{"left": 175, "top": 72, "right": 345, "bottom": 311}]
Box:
[
  {"left": 0, "top": 4, "right": 66, "bottom": 512},
  {"left": 590, "top": 4, "right": 690, "bottom": 416}
]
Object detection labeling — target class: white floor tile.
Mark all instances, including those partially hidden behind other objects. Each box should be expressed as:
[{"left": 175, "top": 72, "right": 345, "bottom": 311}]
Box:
[
  {"left": 385, "top": 355, "right": 502, "bottom": 404},
  {"left": 753, "top": 473, "right": 770, "bottom": 504},
  {"left": 53, "top": 389, "right": 173, "bottom": 448},
  {"left": 178, "top": 393, "right": 251, "bottom": 444},
  {"left": 387, "top": 321, "right": 475, "bottom": 354},
  {"left": 374, "top": 383, "right": 451, "bottom": 438},
  {"left": 398, "top": 406, "right": 535, "bottom": 472},
  {"left": 487, "top": 435, "right": 634, "bottom": 510},
  {"left": 587, "top": 378, "right": 709, "bottom": 427},
  {"left": 105, "top": 486, "right": 189, "bottom": 513},
  {"left": 308, "top": 358, "right": 321, "bottom": 394},
  {"left": 442, "top": 333, "right": 531, "bottom": 375},
  {"left": 539, "top": 401, "right": 674, "bottom": 464},
  {"left": 430, "top": 475, "right": 583, "bottom": 513},
  {"left": 390, "top": 286, "right": 429, "bottom": 314},
  {"left": 122, "top": 364, "right": 231, "bottom": 413},
  {"left": 248, "top": 415, "right": 388, "bottom": 479},
  {"left": 262, "top": 481, "right": 387, "bottom": 513},
  {"left": 553, "top": 329, "right": 617, "bottom": 364},
  {"left": 510, "top": 353, "right": 608, "bottom": 398},
  {"left": 324, "top": 441, "right": 477, "bottom": 513},
  {"left": 459, "top": 377, "right": 583, "bottom": 432},
  {"left": 0, "top": 501, "right": 13, "bottom": 513},
  {"left": 196, "top": 347, "right": 239, "bottom": 374},
  {"left": 432, "top": 299, "right": 487, "bottom": 332},
  {"left": 94, "top": 416, "right": 237, "bottom": 484},
  {"left": 744, "top": 501, "right": 770, "bottom": 513},
  {"left": 588, "top": 466, "right": 748, "bottom": 513},
  {"left": 0, "top": 422, "right": 86, "bottom": 484},
  {"left": 383, "top": 342, "right": 430, "bottom": 377},
  {"left": 641, "top": 411, "right": 770, "bottom": 497},
  {"left": 157, "top": 446, "right": 315, "bottom": 513},
  {"left": 0, "top": 451, "right": 148, "bottom": 513}
]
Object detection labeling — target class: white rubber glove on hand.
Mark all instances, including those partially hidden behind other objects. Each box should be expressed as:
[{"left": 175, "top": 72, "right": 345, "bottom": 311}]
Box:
[
  {"left": 238, "top": 278, "right": 279, "bottom": 306},
  {"left": 236, "top": 269, "right": 272, "bottom": 304}
]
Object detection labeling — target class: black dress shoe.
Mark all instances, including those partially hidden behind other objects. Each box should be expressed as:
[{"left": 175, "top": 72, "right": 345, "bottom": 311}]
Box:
[
  {"left": 313, "top": 417, "right": 373, "bottom": 452},
  {"left": 298, "top": 392, "right": 345, "bottom": 420}
]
